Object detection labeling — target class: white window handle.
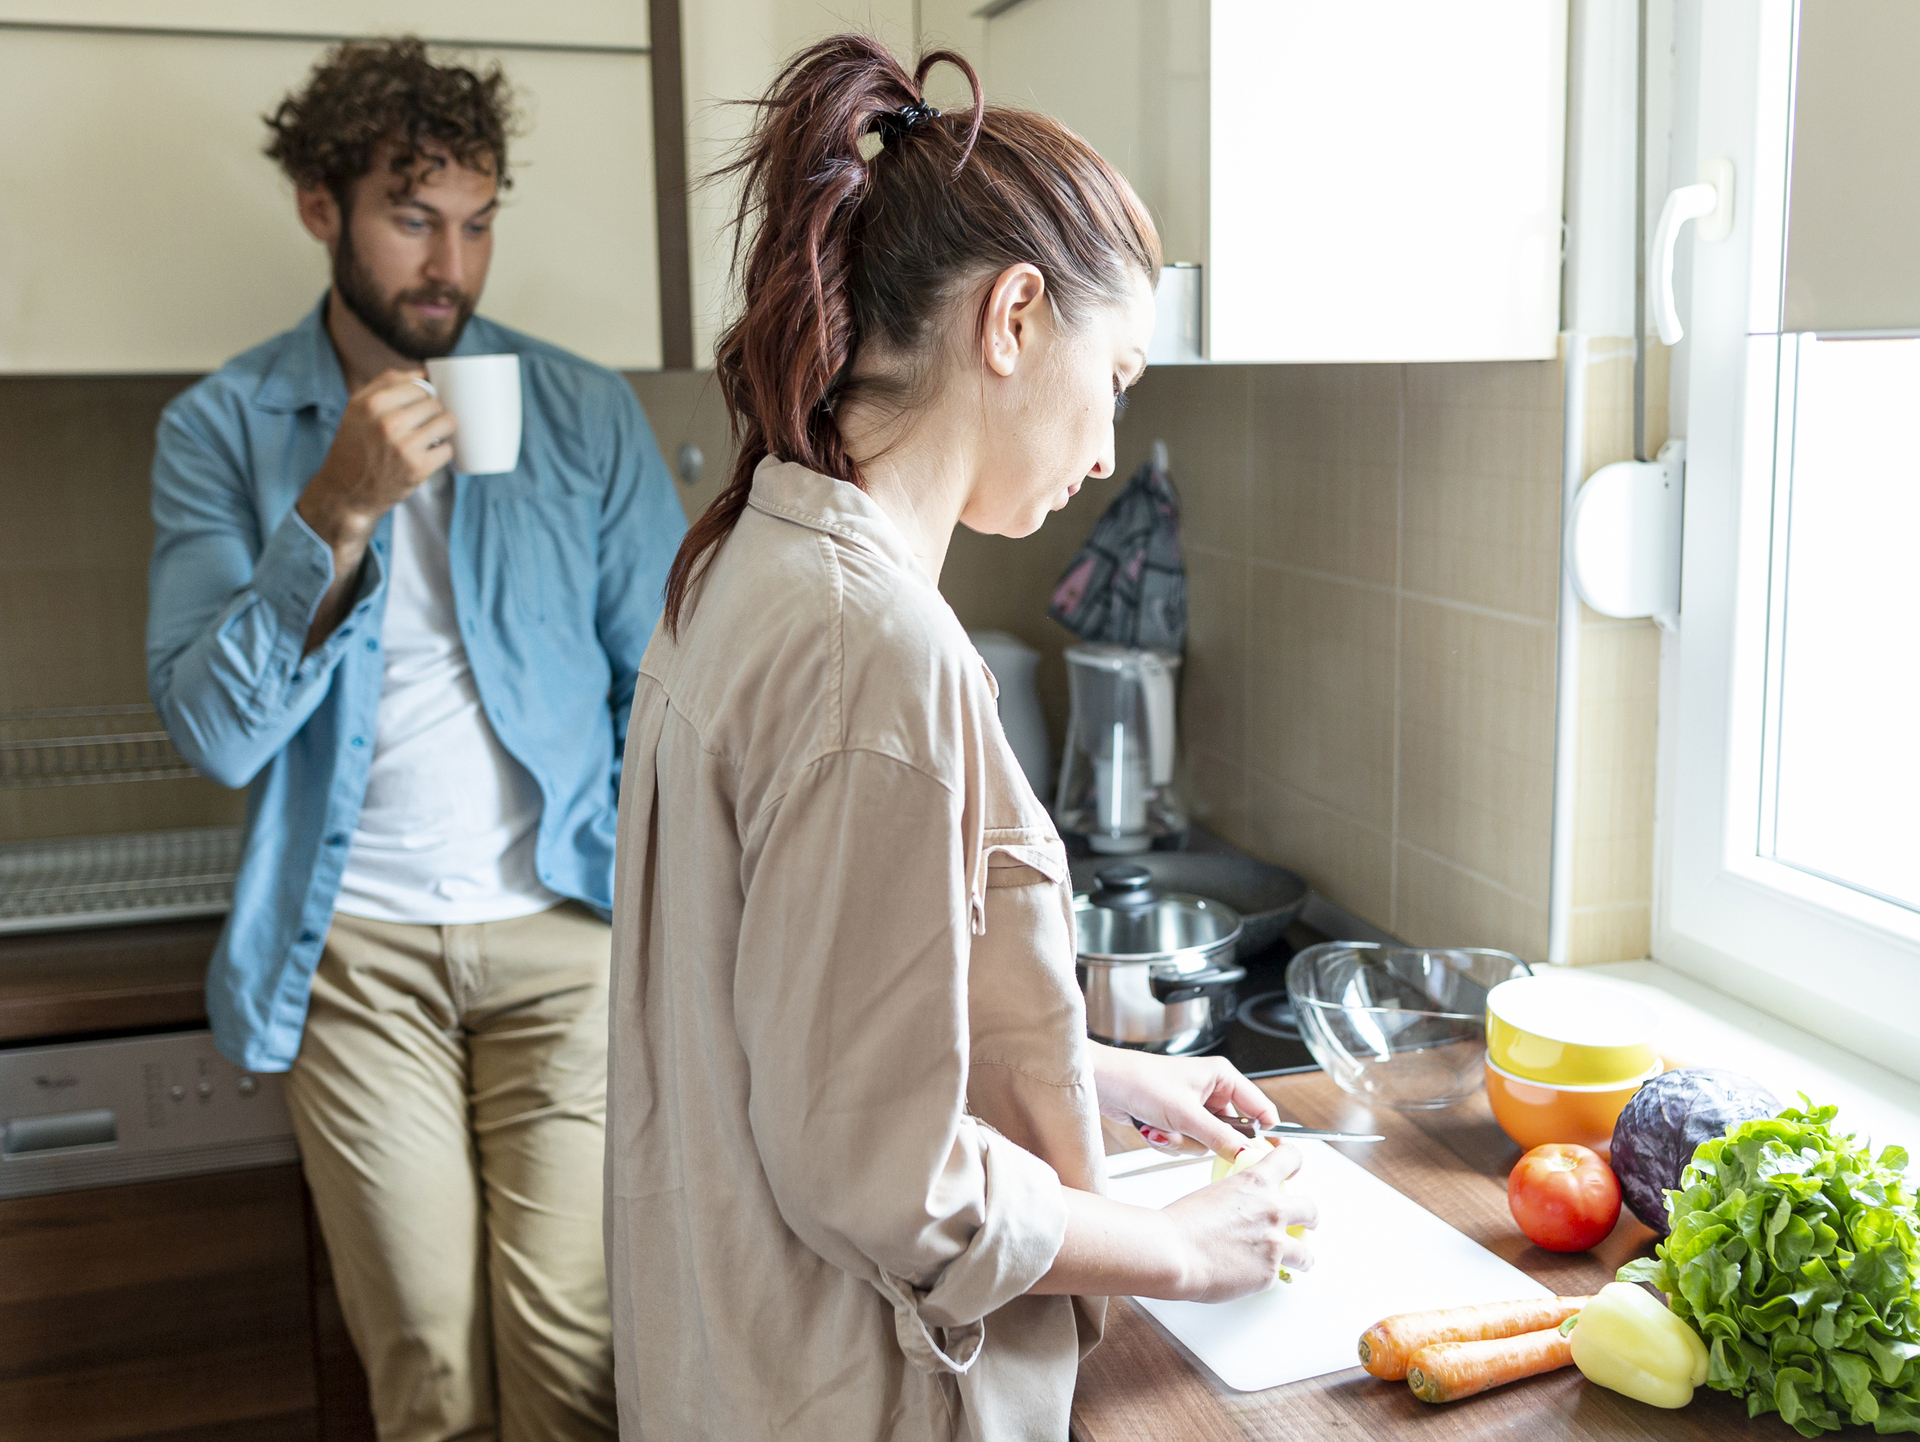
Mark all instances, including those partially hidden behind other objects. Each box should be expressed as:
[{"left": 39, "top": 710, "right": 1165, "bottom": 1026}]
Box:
[
  {"left": 1652, "top": 184, "right": 1717, "bottom": 345},
  {"left": 1651, "top": 160, "right": 1735, "bottom": 345}
]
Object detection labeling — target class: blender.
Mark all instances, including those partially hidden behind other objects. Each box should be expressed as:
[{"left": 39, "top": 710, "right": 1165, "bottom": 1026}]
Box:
[{"left": 1054, "top": 644, "right": 1189, "bottom": 853}]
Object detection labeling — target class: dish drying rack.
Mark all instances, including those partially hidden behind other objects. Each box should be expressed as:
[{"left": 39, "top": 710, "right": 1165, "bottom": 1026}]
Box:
[
  {"left": 0, "top": 706, "right": 239, "bottom": 933},
  {"left": 1, "top": 704, "right": 199, "bottom": 788}
]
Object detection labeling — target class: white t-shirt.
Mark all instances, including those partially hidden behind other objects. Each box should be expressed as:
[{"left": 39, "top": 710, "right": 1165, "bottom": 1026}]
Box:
[{"left": 333, "top": 473, "right": 561, "bottom": 924}]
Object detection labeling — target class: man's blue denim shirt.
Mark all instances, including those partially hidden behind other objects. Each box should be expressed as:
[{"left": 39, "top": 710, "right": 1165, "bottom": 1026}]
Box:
[{"left": 148, "top": 300, "right": 687, "bottom": 1072}]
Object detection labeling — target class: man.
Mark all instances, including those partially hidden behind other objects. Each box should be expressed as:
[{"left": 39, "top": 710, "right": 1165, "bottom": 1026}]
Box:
[{"left": 147, "top": 38, "right": 685, "bottom": 1442}]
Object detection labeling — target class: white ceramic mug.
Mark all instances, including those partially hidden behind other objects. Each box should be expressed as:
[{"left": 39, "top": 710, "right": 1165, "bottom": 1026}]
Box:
[{"left": 420, "top": 353, "right": 522, "bottom": 475}]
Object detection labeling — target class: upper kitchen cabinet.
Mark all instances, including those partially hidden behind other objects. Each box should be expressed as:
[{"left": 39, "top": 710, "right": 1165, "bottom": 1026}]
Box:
[
  {"left": 0, "top": 10, "right": 660, "bottom": 372},
  {"left": 0, "top": 2, "right": 648, "bottom": 52},
  {"left": 984, "top": 0, "right": 1567, "bottom": 363}
]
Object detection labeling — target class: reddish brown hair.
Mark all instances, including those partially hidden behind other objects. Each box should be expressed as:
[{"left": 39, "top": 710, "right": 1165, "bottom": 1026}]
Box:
[{"left": 662, "top": 33, "right": 1161, "bottom": 634}]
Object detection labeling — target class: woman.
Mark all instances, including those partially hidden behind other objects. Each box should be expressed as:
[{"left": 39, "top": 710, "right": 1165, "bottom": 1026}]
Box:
[{"left": 607, "top": 36, "right": 1315, "bottom": 1441}]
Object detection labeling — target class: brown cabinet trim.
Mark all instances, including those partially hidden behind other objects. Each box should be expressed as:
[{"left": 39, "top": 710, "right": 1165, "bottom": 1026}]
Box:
[{"left": 649, "top": 0, "right": 695, "bottom": 369}]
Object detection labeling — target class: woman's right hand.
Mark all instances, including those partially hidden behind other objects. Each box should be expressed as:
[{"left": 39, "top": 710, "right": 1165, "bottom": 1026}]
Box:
[{"left": 1158, "top": 1141, "right": 1317, "bottom": 1302}]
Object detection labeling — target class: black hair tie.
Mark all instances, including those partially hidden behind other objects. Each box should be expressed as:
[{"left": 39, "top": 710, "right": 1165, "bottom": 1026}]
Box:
[{"left": 872, "top": 99, "right": 940, "bottom": 146}]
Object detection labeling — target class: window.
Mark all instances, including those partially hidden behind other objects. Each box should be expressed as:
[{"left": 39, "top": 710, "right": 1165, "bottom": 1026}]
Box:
[
  {"left": 1758, "top": 336, "right": 1920, "bottom": 914},
  {"left": 1656, "top": 0, "right": 1920, "bottom": 1081}
]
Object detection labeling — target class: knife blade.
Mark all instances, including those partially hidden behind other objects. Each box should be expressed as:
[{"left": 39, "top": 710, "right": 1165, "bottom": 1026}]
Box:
[
  {"left": 1114, "top": 1132, "right": 1384, "bottom": 1179},
  {"left": 1128, "top": 1113, "right": 1385, "bottom": 1152},
  {"left": 1225, "top": 1116, "right": 1385, "bottom": 1143}
]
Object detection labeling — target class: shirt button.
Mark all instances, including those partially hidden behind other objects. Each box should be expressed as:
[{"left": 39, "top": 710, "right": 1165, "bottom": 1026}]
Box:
[
  {"left": 340, "top": 627, "right": 353, "bottom": 638},
  {"left": 326, "top": 834, "right": 346, "bottom": 846},
  {"left": 365, "top": 638, "right": 379, "bottom": 651},
  {"left": 299, "top": 931, "right": 318, "bottom": 944},
  {"left": 350, "top": 736, "right": 366, "bottom": 748}
]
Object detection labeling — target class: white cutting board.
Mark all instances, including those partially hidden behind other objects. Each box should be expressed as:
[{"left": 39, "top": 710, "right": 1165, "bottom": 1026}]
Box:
[{"left": 1106, "top": 1141, "right": 1553, "bottom": 1393}]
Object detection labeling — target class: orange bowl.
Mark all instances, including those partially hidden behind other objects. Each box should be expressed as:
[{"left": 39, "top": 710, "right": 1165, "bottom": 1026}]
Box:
[{"left": 1484, "top": 1056, "right": 1662, "bottom": 1157}]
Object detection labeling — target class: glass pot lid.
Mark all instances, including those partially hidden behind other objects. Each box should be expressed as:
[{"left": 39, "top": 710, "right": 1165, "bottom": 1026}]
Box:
[{"left": 1073, "top": 864, "right": 1242, "bottom": 964}]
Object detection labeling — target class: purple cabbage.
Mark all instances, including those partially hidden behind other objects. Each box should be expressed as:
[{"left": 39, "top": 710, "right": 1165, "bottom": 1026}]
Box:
[{"left": 1610, "top": 1068, "right": 1780, "bottom": 1234}]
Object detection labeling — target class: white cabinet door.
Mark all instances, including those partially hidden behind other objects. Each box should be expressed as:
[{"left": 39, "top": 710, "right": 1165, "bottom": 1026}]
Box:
[
  {"left": 981, "top": 0, "right": 1566, "bottom": 363},
  {"left": 1209, "top": 0, "right": 1564, "bottom": 362},
  {"left": 0, "top": 29, "right": 659, "bottom": 372}
]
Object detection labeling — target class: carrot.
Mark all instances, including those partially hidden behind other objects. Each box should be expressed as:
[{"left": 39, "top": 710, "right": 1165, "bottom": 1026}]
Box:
[
  {"left": 1357, "top": 1296, "right": 1588, "bottom": 1379},
  {"left": 1405, "top": 1327, "right": 1575, "bottom": 1403}
]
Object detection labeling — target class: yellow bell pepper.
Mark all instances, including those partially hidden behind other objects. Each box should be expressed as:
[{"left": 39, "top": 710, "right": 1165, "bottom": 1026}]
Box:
[
  {"left": 1209, "top": 1138, "right": 1307, "bottom": 1282},
  {"left": 1565, "top": 1281, "right": 1709, "bottom": 1408}
]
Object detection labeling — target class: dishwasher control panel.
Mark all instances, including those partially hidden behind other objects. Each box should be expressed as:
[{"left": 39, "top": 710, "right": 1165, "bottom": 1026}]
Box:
[{"left": 0, "top": 1029, "right": 296, "bottom": 1198}]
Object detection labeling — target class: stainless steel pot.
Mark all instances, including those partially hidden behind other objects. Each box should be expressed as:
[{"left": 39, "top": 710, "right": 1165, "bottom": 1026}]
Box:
[{"left": 1073, "top": 864, "right": 1245, "bottom": 1055}]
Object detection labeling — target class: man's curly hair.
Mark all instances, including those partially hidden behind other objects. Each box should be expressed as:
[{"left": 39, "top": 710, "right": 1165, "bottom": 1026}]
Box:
[{"left": 264, "top": 37, "right": 518, "bottom": 203}]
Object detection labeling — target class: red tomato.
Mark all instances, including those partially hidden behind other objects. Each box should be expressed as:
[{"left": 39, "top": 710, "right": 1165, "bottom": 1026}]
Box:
[{"left": 1507, "top": 1143, "right": 1621, "bottom": 1252}]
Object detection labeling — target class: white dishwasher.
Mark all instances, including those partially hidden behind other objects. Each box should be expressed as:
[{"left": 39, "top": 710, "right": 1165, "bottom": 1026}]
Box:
[{"left": 0, "top": 1028, "right": 295, "bottom": 1200}]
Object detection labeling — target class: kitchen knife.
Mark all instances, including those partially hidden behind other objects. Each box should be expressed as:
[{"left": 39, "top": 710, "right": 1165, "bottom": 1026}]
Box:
[
  {"left": 1128, "top": 1113, "right": 1385, "bottom": 1152},
  {"left": 1222, "top": 1115, "right": 1384, "bottom": 1143},
  {"left": 1121, "top": 1136, "right": 1390, "bottom": 1175}
]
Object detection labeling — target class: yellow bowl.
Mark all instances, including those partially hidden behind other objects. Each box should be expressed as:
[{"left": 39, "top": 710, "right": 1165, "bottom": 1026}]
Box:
[
  {"left": 1485, "top": 975, "right": 1657, "bottom": 1086},
  {"left": 1484, "top": 1056, "right": 1662, "bottom": 1158}
]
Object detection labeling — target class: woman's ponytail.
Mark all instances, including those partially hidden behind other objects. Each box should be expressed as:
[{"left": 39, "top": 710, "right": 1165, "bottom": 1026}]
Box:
[{"left": 661, "top": 34, "right": 1157, "bottom": 635}]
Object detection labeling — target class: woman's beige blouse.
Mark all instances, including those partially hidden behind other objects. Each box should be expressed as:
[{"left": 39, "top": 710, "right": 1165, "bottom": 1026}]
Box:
[{"left": 607, "top": 459, "right": 1107, "bottom": 1441}]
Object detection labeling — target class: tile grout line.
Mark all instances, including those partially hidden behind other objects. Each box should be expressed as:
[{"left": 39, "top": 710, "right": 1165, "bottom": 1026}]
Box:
[
  {"left": 1395, "top": 836, "right": 1548, "bottom": 909},
  {"left": 1243, "top": 556, "right": 1555, "bottom": 631},
  {"left": 1390, "top": 363, "right": 1406, "bottom": 934},
  {"left": 1246, "top": 764, "right": 1394, "bottom": 844},
  {"left": 1239, "top": 368, "right": 1255, "bottom": 846}
]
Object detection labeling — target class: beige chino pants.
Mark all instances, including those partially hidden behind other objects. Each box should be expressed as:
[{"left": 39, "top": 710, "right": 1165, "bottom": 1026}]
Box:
[{"left": 285, "top": 904, "right": 617, "bottom": 1442}]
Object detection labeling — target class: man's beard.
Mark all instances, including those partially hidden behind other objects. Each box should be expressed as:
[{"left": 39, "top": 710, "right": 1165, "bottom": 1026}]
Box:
[{"left": 332, "top": 219, "right": 475, "bottom": 361}]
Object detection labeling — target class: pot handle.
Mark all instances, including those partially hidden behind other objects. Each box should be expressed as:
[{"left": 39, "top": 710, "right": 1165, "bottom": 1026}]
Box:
[{"left": 1149, "top": 964, "right": 1246, "bottom": 1007}]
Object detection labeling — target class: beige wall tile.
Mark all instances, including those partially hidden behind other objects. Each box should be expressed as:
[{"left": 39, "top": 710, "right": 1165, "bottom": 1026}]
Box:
[
  {"left": 1246, "top": 566, "right": 1396, "bottom": 829},
  {"left": 1398, "top": 599, "right": 1555, "bottom": 902},
  {"left": 1579, "top": 337, "right": 1671, "bottom": 478},
  {"left": 1403, "top": 400, "right": 1563, "bottom": 620},
  {"left": 1571, "top": 619, "right": 1660, "bottom": 908},
  {"left": 1106, "top": 365, "right": 1253, "bottom": 557},
  {"left": 0, "top": 570, "right": 154, "bottom": 712},
  {"left": 1242, "top": 769, "right": 1394, "bottom": 931},
  {"left": 0, "top": 777, "right": 245, "bottom": 848},
  {"left": 1179, "top": 545, "right": 1246, "bottom": 768},
  {"left": 1246, "top": 364, "right": 1401, "bottom": 585},
  {"left": 1182, "top": 746, "right": 1249, "bottom": 854},
  {"left": 1404, "top": 358, "right": 1562, "bottom": 414},
  {"left": 1570, "top": 904, "right": 1652, "bottom": 966},
  {"left": 1394, "top": 841, "right": 1549, "bottom": 960}
]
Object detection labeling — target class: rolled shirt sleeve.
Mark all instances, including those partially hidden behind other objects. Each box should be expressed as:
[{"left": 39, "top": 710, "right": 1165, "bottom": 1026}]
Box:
[
  {"left": 147, "top": 402, "right": 384, "bottom": 788},
  {"left": 734, "top": 747, "right": 1069, "bottom": 1374}
]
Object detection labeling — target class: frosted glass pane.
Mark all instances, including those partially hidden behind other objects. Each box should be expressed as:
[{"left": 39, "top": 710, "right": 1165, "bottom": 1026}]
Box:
[
  {"left": 1783, "top": 1, "right": 1920, "bottom": 333},
  {"left": 1769, "top": 337, "right": 1920, "bottom": 911}
]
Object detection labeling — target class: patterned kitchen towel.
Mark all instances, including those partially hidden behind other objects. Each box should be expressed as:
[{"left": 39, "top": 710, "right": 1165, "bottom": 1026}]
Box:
[{"left": 1047, "top": 457, "right": 1186, "bottom": 652}]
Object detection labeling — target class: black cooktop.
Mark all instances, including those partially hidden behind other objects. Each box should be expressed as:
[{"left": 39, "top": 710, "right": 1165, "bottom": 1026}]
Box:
[{"left": 1210, "top": 927, "right": 1323, "bottom": 1078}]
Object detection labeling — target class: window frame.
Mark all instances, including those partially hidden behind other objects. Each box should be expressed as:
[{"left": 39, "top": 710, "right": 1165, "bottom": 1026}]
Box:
[{"left": 1654, "top": 0, "right": 1920, "bottom": 1085}]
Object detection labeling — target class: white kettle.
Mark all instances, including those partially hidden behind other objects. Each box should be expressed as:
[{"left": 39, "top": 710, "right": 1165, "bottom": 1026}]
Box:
[{"left": 1054, "top": 643, "right": 1187, "bottom": 853}]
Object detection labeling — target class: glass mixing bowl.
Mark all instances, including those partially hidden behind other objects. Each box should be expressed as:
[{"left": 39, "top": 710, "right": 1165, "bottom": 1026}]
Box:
[{"left": 1285, "top": 943, "right": 1533, "bottom": 1110}]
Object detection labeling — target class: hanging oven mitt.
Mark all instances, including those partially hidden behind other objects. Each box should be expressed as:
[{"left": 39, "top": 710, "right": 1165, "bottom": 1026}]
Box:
[{"left": 1047, "top": 456, "right": 1186, "bottom": 652}]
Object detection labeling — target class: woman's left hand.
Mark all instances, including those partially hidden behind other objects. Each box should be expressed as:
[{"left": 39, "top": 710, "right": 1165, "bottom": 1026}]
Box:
[{"left": 1089, "top": 1044, "right": 1281, "bottom": 1159}]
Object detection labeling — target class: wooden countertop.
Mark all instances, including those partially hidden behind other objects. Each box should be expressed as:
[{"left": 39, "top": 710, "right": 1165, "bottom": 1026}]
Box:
[
  {"left": 0, "top": 919, "right": 217, "bottom": 1044},
  {"left": 1073, "top": 1070, "right": 1759, "bottom": 1441}
]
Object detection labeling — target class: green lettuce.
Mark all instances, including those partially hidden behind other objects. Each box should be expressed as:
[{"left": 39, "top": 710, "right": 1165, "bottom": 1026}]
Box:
[{"left": 1619, "top": 1101, "right": 1920, "bottom": 1436}]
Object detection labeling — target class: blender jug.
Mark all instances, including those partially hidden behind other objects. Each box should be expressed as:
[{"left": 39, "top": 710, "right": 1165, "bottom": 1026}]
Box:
[{"left": 1055, "top": 644, "right": 1188, "bottom": 853}]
